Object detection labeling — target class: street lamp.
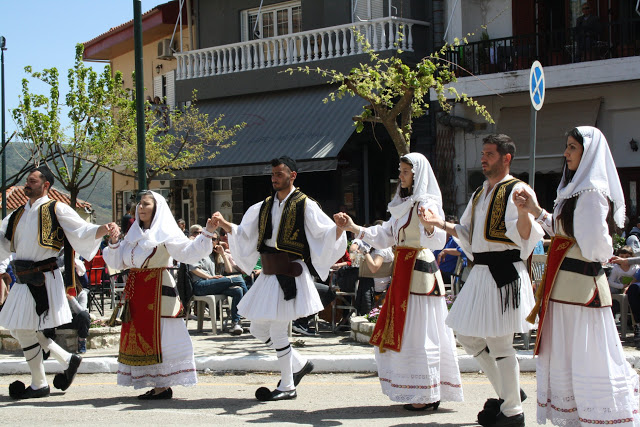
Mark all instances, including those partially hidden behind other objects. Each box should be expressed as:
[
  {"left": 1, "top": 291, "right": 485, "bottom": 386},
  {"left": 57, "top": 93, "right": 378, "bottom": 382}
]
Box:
[{"left": 1, "top": 36, "right": 6, "bottom": 217}]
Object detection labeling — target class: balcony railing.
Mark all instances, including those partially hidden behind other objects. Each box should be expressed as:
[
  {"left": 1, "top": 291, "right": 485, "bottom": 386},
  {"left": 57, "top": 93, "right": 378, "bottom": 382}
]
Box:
[
  {"left": 445, "top": 20, "right": 639, "bottom": 77},
  {"left": 175, "top": 17, "right": 428, "bottom": 80}
]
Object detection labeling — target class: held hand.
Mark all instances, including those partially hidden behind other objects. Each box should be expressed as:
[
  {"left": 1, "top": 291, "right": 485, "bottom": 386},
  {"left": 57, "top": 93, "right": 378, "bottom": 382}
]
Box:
[
  {"left": 333, "top": 212, "right": 356, "bottom": 232},
  {"left": 209, "top": 212, "right": 229, "bottom": 233},
  {"left": 419, "top": 207, "right": 442, "bottom": 228},
  {"left": 512, "top": 188, "right": 540, "bottom": 217}
]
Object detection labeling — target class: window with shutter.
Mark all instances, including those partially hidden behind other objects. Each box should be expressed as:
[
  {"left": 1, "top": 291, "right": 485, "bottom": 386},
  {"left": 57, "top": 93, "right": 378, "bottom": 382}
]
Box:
[{"left": 241, "top": 1, "right": 302, "bottom": 42}]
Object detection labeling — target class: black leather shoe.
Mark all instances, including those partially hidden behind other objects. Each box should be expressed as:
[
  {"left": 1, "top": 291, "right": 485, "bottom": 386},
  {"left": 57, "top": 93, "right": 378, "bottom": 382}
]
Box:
[
  {"left": 493, "top": 412, "right": 525, "bottom": 427},
  {"left": 255, "top": 387, "right": 297, "bottom": 401},
  {"left": 483, "top": 389, "right": 528, "bottom": 412},
  {"left": 277, "top": 360, "right": 315, "bottom": 388},
  {"left": 403, "top": 401, "right": 440, "bottom": 411},
  {"left": 12, "top": 385, "right": 50, "bottom": 400},
  {"left": 138, "top": 388, "right": 173, "bottom": 400},
  {"left": 53, "top": 354, "right": 82, "bottom": 391}
]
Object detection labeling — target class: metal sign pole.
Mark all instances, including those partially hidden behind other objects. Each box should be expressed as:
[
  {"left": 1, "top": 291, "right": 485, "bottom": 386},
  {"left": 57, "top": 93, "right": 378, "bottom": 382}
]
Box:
[
  {"left": 529, "top": 106, "right": 537, "bottom": 188},
  {"left": 528, "top": 61, "right": 545, "bottom": 190}
]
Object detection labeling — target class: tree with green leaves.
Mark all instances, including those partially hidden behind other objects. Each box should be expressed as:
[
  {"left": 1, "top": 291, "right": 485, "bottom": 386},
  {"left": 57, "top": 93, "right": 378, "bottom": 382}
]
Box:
[
  {"left": 12, "top": 44, "right": 131, "bottom": 211},
  {"left": 286, "top": 32, "right": 493, "bottom": 156},
  {"left": 100, "top": 90, "right": 245, "bottom": 183}
]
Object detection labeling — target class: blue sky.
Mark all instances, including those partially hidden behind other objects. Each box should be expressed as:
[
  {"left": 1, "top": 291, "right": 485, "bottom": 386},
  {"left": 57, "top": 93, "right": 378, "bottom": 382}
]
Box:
[{"left": 1, "top": 0, "right": 169, "bottom": 137}]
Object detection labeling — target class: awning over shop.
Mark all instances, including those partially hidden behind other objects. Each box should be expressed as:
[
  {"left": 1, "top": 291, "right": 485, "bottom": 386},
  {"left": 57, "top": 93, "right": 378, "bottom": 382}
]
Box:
[
  {"left": 172, "top": 86, "right": 366, "bottom": 179},
  {"left": 497, "top": 98, "right": 602, "bottom": 174}
]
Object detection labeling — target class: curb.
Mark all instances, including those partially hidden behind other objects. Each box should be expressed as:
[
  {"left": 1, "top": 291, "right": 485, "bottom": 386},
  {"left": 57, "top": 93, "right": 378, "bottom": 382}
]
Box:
[{"left": 2, "top": 353, "right": 639, "bottom": 375}]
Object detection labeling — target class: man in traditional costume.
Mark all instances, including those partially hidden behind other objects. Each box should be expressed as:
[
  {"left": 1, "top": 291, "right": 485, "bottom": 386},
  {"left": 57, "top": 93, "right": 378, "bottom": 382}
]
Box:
[
  {"left": 0, "top": 166, "right": 117, "bottom": 399},
  {"left": 212, "top": 156, "right": 346, "bottom": 401},
  {"left": 423, "top": 135, "right": 543, "bottom": 427}
]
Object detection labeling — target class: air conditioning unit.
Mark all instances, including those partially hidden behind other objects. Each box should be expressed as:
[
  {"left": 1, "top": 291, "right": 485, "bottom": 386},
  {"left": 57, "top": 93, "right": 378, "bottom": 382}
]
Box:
[{"left": 157, "top": 38, "right": 175, "bottom": 59}]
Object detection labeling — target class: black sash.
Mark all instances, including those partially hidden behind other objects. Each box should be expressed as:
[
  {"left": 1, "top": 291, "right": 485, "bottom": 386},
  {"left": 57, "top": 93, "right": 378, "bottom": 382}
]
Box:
[
  {"left": 414, "top": 259, "right": 439, "bottom": 274},
  {"left": 473, "top": 249, "right": 522, "bottom": 312},
  {"left": 559, "top": 258, "right": 603, "bottom": 277}
]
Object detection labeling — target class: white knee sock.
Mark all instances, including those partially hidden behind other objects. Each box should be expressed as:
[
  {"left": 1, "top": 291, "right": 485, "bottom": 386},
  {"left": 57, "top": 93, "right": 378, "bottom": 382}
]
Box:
[
  {"left": 12, "top": 330, "right": 47, "bottom": 389},
  {"left": 275, "top": 343, "right": 295, "bottom": 391},
  {"left": 37, "top": 332, "right": 71, "bottom": 369},
  {"left": 496, "top": 356, "right": 523, "bottom": 417},
  {"left": 291, "top": 348, "right": 305, "bottom": 373},
  {"left": 475, "top": 348, "right": 503, "bottom": 398}
]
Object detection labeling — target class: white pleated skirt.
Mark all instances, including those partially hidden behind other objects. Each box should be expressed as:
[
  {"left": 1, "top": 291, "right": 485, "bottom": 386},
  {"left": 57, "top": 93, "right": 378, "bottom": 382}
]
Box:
[
  {"left": 117, "top": 318, "right": 197, "bottom": 389},
  {"left": 537, "top": 301, "right": 640, "bottom": 426},
  {"left": 0, "top": 270, "right": 72, "bottom": 330},
  {"left": 445, "top": 262, "right": 534, "bottom": 337},
  {"left": 237, "top": 261, "right": 323, "bottom": 321},
  {"left": 375, "top": 294, "right": 464, "bottom": 404}
]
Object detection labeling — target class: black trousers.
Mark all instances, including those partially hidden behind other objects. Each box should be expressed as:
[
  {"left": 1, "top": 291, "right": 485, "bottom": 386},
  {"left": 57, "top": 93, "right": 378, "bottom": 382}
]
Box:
[
  {"left": 296, "top": 282, "right": 336, "bottom": 327},
  {"left": 626, "top": 283, "right": 640, "bottom": 325},
  {"left": 58, "top": 311, "right": 91, "bottom": 339}
]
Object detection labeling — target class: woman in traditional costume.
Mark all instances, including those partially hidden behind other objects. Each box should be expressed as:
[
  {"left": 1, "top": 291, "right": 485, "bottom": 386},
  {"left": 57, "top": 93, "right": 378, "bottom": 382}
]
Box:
[
  {"left": 334, "top": 152, "right": 463, "bottom": 411},
  {"left": 103, "top": 191, "right": 215, "bottom": 400},
  {"left": 517, "top": 126, "right": 639, "bottom": 425}
]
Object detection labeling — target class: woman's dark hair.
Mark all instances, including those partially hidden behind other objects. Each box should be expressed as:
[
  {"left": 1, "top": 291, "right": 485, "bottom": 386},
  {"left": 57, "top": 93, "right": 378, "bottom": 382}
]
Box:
[
  {"left": 557, "top": 128, "right": 616, "bottom": 237},
  {"left": 399, "top": 156, "right": 414, "bottom": 198},
  {"left": 137, "top": 191, "right": 157, "bottom": 228}
]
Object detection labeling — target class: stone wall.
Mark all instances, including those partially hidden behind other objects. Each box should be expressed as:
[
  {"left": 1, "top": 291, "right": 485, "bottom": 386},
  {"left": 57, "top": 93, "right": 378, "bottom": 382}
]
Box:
[
  {"left": 350, "top": 316, "right": 375, "bottom": 345},
  {"left": 0, "top": 327, "right": 120, "bottom": 353}
]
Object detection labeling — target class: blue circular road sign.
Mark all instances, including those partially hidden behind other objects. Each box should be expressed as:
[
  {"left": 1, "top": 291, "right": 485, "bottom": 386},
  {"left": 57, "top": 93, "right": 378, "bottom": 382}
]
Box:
[{"left": 529, "top": 61, "right": 545, "bottom": 111}]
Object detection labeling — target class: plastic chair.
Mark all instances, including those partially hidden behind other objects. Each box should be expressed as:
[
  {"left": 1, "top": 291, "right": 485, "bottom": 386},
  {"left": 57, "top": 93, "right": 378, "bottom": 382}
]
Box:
[
  {"left": 105, "top": 264, "right": 127, "bottom": 309},
  {"left": 184, "top": 294, "right": 232, "bottom": 334},
  {"left": 86, "top": 255, "right": 108, "bottom": 316},
  {"left": 612, "top": 293, "right": 634, "bottom": 338}
]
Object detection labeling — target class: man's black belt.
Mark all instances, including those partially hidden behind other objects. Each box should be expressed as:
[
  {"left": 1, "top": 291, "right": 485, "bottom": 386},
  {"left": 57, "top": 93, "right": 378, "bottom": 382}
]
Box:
[
  {"left": 559, "top": 258, "right": 603, "bottom": 277},
  {"left": 414, "top": 259, "right": 439, "bottom": 274},
  {"left": 473, "top": 249, "right": 521, "bottom": 288}
]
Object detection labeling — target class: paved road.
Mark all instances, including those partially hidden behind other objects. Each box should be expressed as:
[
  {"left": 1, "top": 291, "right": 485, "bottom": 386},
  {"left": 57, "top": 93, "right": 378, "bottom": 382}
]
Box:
[{"left": 0, "top": 372, "right": 538, "bottom": 426}]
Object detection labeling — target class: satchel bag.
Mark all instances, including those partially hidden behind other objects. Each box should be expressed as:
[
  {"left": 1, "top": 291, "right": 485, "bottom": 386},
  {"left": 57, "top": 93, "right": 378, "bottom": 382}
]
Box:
[{"left": 359, "top": 259, "right": 393, "bottom": 279}]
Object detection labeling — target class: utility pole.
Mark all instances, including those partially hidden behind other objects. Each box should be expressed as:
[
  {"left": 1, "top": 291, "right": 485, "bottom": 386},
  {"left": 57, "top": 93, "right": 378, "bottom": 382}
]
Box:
[
  {"left": 1, "top": 36, "right": 7, "bottom": 217},
  {"left": 133, "top": 1, "right": 147, "bottom": 195}
]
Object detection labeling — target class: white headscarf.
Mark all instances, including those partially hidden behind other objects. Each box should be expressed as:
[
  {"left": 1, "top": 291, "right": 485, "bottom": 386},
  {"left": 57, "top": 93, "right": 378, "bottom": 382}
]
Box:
[
  {"left": 387, "top": 152, "right": 443, "bottom": 219},
  {"left": 555, "top": 126, "right": 625, "bottom": 228},
  {"left": 124, "top": 190, "right": 190, "bottom": 251}
]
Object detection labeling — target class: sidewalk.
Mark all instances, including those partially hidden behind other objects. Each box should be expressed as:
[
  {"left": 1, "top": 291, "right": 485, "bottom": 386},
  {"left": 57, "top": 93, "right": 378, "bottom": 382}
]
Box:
[{"left": 2, "top": 315, "right": 640, "bottom": 375}]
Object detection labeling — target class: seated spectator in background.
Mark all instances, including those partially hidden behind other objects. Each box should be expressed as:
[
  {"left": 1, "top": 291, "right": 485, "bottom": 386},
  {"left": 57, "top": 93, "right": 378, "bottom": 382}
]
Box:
[
  {"left": 623, "top": 268, "right": 640, "bottom": 349},
  {"left": 189, "top": 231, "right": 248, "bottom": 335},
  {"left": 243, "top": 258, "right": 262, "bottom": 289},
  {"left": 627, "top": 217, "right": 640, "bottom": 256},
  {"left": 0, "top": 256, "right": 12, "bottom": 310},
  {"left": 59, "top": 283, "right": 91, "bottom": 354},
  {"left": 364, "top": 246, "right": 395, "bottom": 295},
  {"left": 293, "top": 251, "right": 351, "bottom": 335},
  {"left": 433, "top": 215, "right": 467, "bottom": 284},
  {"left": 609, "top": 246, "right": 639, "bottom": 295},
  {"left": 178, "top": 219, "right": 188, "bottom": 237},
  {"left": 189, "top": 224, "right": 203, "bottom": 240}
]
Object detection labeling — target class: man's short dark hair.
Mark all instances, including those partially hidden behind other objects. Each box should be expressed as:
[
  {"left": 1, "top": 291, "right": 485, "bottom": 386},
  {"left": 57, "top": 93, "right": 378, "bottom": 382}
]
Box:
[
  {"left": 483, "top": 134, "right": 516, "bottom": 165},
  {"left": 33, "top": 165, "right": 55, "bottom": 186},
  {"left": 271, "top": 156, "right": 298, "bottom": 173},
  {"left": 125, "top": 202, "right": 133, "bottom": 211}
]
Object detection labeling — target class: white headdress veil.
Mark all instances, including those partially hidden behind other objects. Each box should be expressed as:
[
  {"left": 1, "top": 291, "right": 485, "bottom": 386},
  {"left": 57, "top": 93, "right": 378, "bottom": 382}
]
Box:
[
  {"left": 387, "top": 152, "right": 442, "bottom": 219},
  {"left": 555, "top": 126, "right": 625, "bottom": 228},
  {"left": 124, "top": 190, "right": 190, "bottom": 250}
]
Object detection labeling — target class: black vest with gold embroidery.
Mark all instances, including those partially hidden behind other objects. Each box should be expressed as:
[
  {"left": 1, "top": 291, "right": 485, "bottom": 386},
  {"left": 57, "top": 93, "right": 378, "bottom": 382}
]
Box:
[
  {"left": 470, "top": 178, "right": 522, "bottom": 245},
  {"left": 257, "top": 189, "right": 310, "bottom": 260},
  {"left": 5, "top": 200, "right": 65, "bottom": 252}
]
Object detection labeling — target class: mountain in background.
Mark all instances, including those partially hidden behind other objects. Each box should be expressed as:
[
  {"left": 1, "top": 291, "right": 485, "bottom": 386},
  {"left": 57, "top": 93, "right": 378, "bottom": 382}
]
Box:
[{"left": 3, "top": 143, "right": 113, "bottom": 224}]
